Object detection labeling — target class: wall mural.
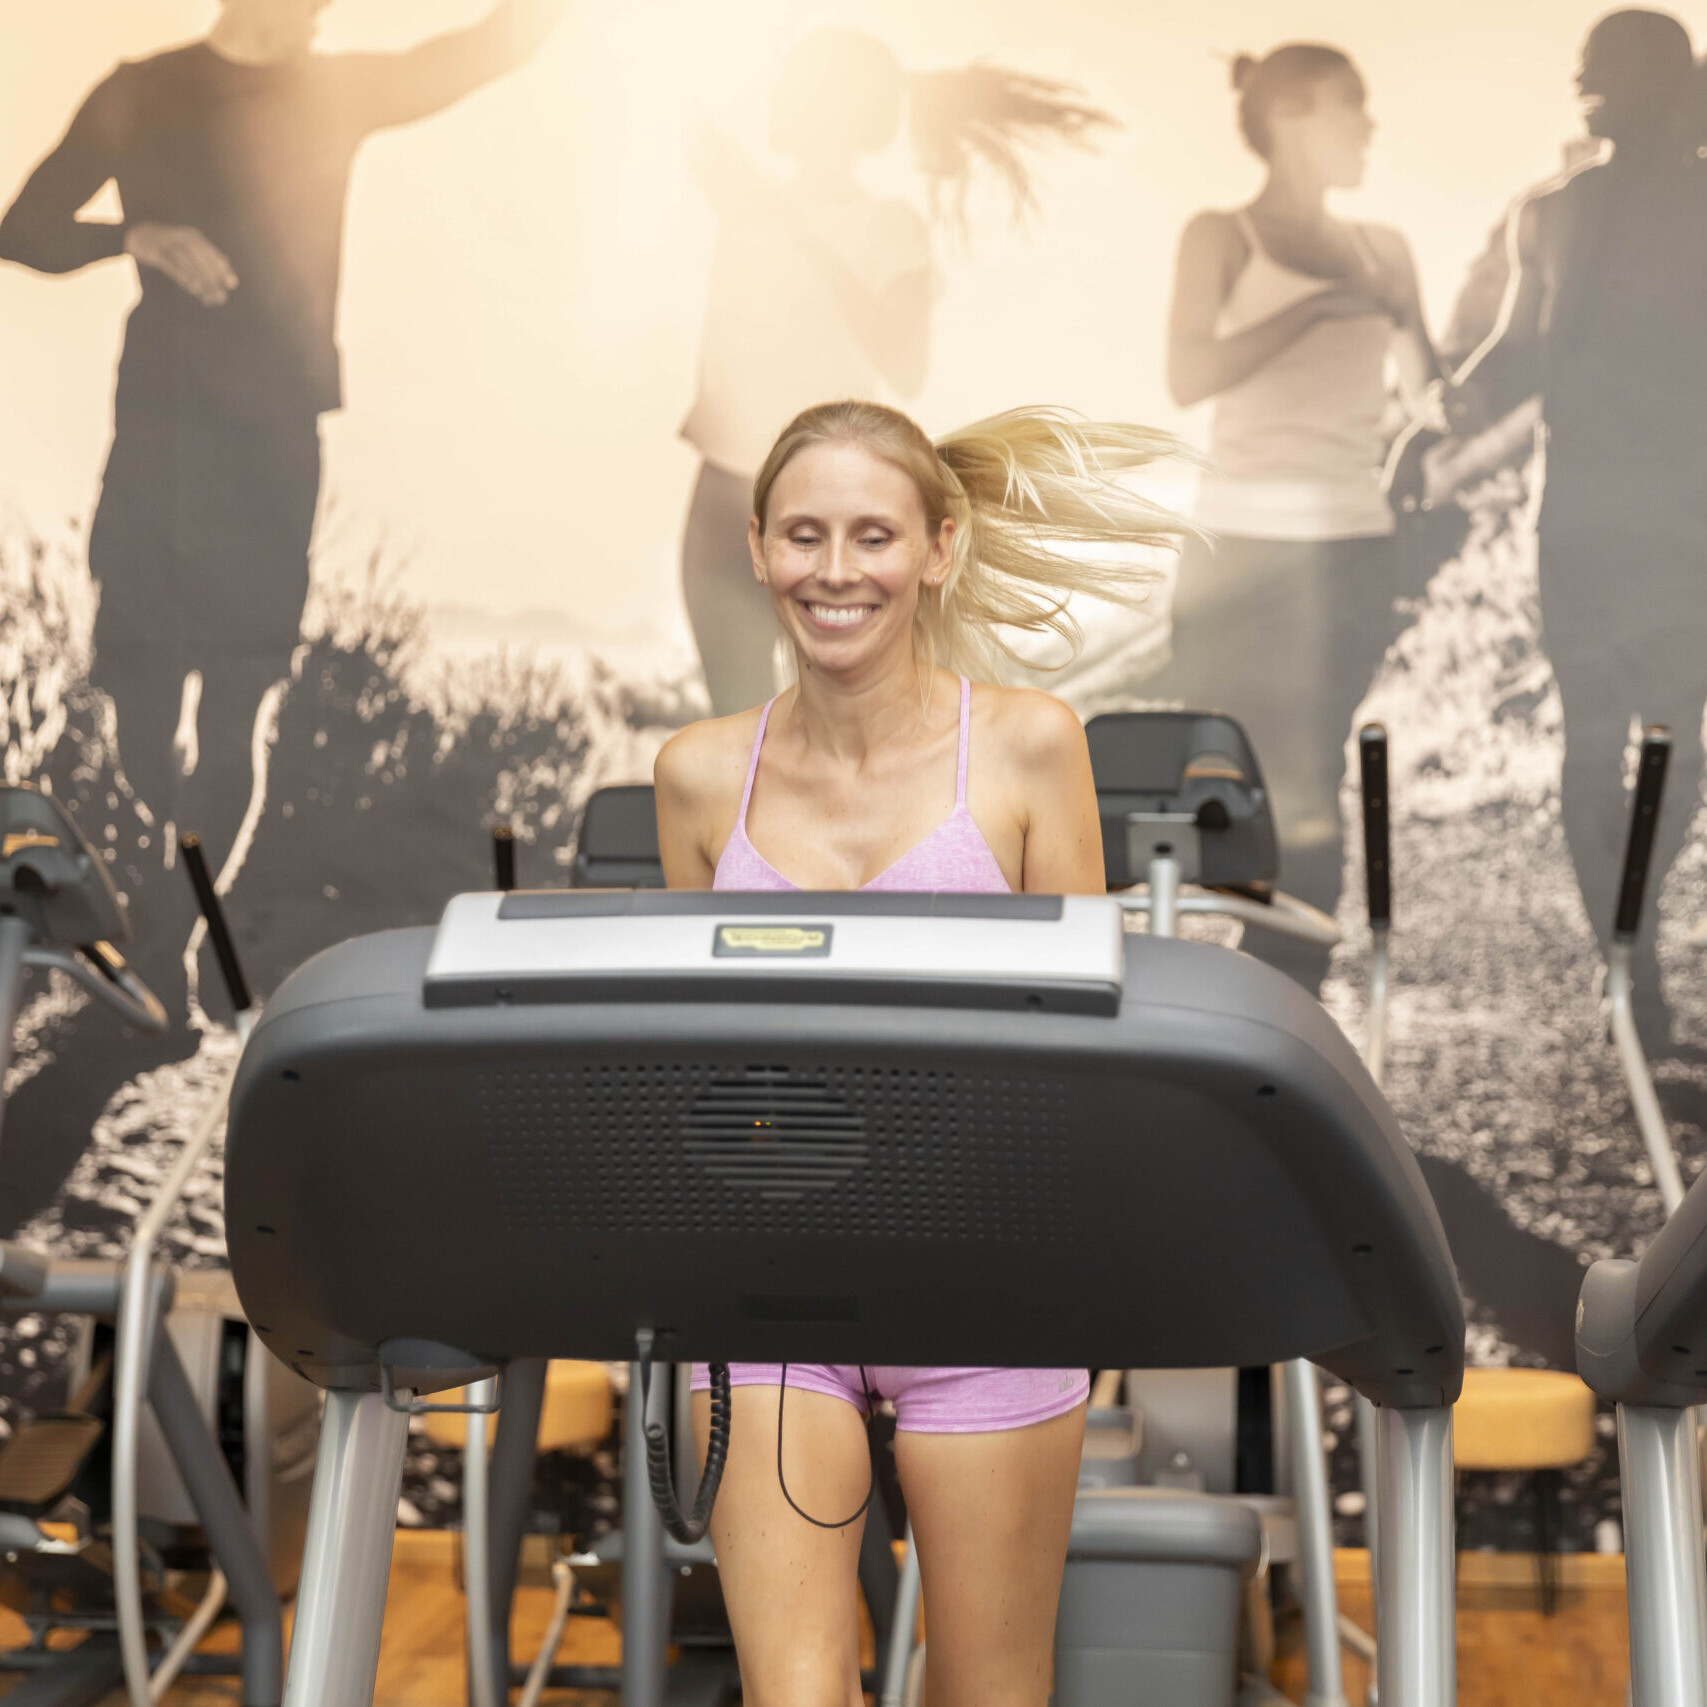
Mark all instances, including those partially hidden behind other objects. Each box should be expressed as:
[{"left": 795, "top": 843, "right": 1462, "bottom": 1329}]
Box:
[{"left": 2, "top": 0, "right": 1705, "bottom": 1549}]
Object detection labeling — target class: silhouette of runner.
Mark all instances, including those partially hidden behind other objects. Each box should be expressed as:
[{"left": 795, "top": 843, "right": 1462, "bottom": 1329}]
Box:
[
  {"left": 1452, "top": 9, "right": 1707, "bottom": 1050},
  {"left": 681, "top": 31, "right": 1111, "bottom": 715},
  {"left": 0, "top": 0, "right": 565, "bottom": 905},
  {"left": 1153, "top": 43, "right": 1436, "bottom": 993},
  {"left": 0, "top": 0, "right": 564, "bottom": 1230}
]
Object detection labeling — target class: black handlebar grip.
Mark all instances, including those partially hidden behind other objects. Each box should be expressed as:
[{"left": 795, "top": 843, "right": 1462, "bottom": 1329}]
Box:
[
  {"left": 1614, "top": 726, "right": 1672, "bottom": 942},
  {"left": 1359, "top": 723, "right": 1391, "bottom": 930},
  {"left": 180, "top": 835, "right": 253, "bottom": 1014},
  {"left": 493, "top": 826, "right": 517, "bottom": 893}
]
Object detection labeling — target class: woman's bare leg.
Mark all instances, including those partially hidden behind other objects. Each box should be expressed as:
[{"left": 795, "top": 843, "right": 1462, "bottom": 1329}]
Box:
[
  {"left": 692, "top": 1383, "right": 870, "bottom": 1707},
  {"left": 895, "top": 1402, "right": 1086, "bottom": 1707}
]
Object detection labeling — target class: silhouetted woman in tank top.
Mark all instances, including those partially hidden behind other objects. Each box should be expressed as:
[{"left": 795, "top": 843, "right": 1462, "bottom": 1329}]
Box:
[{"left": 1157, "top": 43, "right": 1437, "bottom": 992}]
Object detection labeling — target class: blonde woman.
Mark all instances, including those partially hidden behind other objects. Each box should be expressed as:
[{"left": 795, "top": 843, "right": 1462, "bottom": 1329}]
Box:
[{"left": 655, "top": 399, "right": 1180, "bottom": 1707}]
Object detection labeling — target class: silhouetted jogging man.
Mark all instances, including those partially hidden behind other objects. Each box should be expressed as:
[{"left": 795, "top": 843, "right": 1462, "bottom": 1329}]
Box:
[{"left": 0, "top": 0, "right": 564, "bottom": 895}]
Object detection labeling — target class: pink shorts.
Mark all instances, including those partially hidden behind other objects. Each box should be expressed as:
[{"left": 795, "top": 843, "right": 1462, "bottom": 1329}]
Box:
[{"left": 688, "top": 1364, "right": 1089, "bottom": 1433}]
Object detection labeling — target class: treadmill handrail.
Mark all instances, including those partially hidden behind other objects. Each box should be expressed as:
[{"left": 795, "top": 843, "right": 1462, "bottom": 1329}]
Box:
[{"left": 1114, "top": 886, "right": 1342, "bottom": 948}]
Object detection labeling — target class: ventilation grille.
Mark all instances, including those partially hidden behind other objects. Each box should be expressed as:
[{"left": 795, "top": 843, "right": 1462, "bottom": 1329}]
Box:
[
  {"left": 474, "top": 1061, "right": 1068, "bottom": 1242},
  {"left": 682, "top": 1070, "right": 867, "bottom": 1198}
]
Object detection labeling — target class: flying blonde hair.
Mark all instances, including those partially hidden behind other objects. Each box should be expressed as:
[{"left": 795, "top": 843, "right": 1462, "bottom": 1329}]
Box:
[{"left": 751, "top": 400, "right": 1186, "bottom": 684}]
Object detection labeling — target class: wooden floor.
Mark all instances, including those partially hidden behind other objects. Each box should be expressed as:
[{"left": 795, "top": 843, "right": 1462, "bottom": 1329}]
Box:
[{"left": 0, "top": 1539, "right": 1631, "bottom": 1705}]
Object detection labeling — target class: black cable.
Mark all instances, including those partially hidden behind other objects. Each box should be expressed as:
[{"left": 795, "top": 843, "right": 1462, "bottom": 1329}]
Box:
[
  {"left": 639, "top": 1347, "right": 729, "bottom": 1545},
  {"left": 775, "top": 1362, "right": 878, "bottom": 1530}
]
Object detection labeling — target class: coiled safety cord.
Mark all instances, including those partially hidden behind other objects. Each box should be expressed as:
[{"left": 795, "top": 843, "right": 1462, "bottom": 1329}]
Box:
[{"left": 640, "top": 1350, "right": 730, "bottom": 1544}]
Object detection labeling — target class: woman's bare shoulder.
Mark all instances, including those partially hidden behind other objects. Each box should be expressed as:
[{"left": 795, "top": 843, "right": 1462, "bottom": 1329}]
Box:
[
  {"left": 654, "top": 709, "right": 763, "bottom": 810},
  {"left": 973, "top": 682, "right": 1089, "bottom": 770}
]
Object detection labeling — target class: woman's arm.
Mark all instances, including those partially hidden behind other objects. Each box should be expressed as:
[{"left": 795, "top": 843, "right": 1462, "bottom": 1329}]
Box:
[
  {"left": 1007, "top": 693, "right": 1107, "bottom": 896},
  {"left": 653, "top": 726, "right": 720, "bottom": 890},
  {"left": 1167, "top": 211, "right": 1392, "bottom": 409}
]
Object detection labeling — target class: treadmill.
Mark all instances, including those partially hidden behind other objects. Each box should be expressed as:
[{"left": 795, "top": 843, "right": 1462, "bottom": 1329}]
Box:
[{"left": 222, "top": 888, "right": 1464, "bottom": 1707}]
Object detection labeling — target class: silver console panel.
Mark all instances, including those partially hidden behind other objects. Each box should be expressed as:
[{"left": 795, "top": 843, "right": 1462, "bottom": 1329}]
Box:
[{"left": 424, "top": 890, "right": 1126, "bottom": 1015}]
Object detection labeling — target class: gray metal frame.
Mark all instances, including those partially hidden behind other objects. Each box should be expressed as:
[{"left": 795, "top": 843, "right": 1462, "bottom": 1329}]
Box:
[
  {"left": 1578, "top": 1188, "right": 1707, "bottom": 1702},
  {"left": 1372, "top": 1406, "right": 1455, "bottom": 1707},
  {"left": 1617, "top": 1404, "right": 1707, "bottom": 1704},
  {"left": 281, "top": 1392, "right": 409, "bottom": 1707},
  {"left": 1607, "top": 940, "right": 1685, "bottom": 1216}
]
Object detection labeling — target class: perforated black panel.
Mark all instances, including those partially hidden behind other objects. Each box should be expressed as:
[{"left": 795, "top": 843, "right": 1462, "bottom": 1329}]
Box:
[{"left": 473, "top": 1061, "right": 1070, "bottom": 1241}]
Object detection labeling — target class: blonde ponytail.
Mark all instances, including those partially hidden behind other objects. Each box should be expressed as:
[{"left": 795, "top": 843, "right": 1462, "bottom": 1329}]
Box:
[{"left": 751, "top": 400, "right": 1187, "bottom": 684}]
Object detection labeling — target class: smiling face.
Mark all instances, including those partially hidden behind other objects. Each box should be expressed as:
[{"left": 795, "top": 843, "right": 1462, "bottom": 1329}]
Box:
[
  {"left": 1271, "top": 66, "right": 1375, "bottom": 190},
  {"left": 750, "top": 439, "right": 953, "bottom": 679}
]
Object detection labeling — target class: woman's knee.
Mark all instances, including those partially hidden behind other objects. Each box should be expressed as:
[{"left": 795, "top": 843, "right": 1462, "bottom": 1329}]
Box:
[{"left": 736, "top": 1652, "right": 864, "bottom": 1707}]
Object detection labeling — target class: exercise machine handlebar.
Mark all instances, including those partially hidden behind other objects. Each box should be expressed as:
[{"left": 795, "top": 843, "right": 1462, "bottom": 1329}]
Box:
[
  {"left": 1603, "top": 726, "right": 1684, "bottom": 1216},
  {"left": 1360, "top": 724, "right": 1391, "bottom": 932},
  {"left": 493, "top": 826, "right": 517, "bottom": 894},
  {"left": 21, "top": 940, "right": 168, "bottom": 1035},
  {"left": 181, "top": 836, "right": 252, "bottom": 1015},
  {"left": 1615, "top": 727, "right": 1671, "bottom": 944}
]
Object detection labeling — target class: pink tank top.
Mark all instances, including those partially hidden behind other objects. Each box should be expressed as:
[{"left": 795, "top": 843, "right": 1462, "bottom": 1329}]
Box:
[{"left": 713, "top": 676, "right": 1010, "bottom": 894}]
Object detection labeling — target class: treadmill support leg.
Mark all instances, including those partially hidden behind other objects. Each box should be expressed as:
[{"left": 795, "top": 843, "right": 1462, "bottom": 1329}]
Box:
[
  {"left": 282, "top": 1389, "right": 409, "bottom": 1707},
  {"left": 1618, "top": 1403, "right": 1707, "bottom": 1707},
  {"left": 470, "top": 1357, "right": 547, "bottom": 1707},
  {"left": 1373, "top": 1404, "right": 1454, "bottom": 1707},
  {"left": 1283, "top": 1359, "right": 1349, "bottom": 1707},
  {"left": 622, "top": 1359, "right": 676, "bottom": 1707}
]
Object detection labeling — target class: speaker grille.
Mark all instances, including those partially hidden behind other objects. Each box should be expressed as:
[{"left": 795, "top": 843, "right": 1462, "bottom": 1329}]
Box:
[
  {"left": 682, "top": 1069, "right": 867, "bottom": 1198},
  {"left": 474, "top": 1061, "right": 1068, "bottom": 1242}
]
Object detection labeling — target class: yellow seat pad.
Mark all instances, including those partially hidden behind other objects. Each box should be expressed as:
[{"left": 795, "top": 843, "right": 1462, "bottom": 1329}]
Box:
[
  {"left": 1452, "top": 1368, "right": 1597, "bottom": 1470},
  {"left": 421, "top": 1361, "right": 614, "bottom": 1452}
]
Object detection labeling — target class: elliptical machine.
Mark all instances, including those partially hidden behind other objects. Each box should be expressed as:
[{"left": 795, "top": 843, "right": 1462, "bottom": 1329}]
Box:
[
  {"left": 1574, "top": 730, "right": 1707, "bottom": 1703},
  {"left": 0, "top": 782, "right": 315, "bottom": 1707},
  {"left": 1040, "top": 709, "right": 1395, "bottom": 1707}
]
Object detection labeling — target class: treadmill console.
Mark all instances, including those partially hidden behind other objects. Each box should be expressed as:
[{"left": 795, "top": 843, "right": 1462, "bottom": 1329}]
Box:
[{"left": 423, "top": 890, "right": 1125, "bottom": 1015}]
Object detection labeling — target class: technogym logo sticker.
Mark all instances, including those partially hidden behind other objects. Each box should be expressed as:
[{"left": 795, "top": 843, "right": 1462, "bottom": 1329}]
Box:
[{"left": 712, "top": 924, "right": 833, "bottom": 958}]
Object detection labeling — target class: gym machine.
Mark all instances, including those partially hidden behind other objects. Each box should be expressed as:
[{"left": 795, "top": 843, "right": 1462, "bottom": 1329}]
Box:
[
  {"left": 0, "top": 782, "right": 314, "bottom": 1707},
  {"left": 1572, "top": 721, "right": 1706, "bottom": 1705},
  {"left": 1577, "top": 1156, "right": 1707, "bottom": 1703},
  {"left": 223, "top": 885, "right": 1464, "bottom": 1707},
  {"left": 1054, "top": 710, "right": 1395, "bottom": 1707}
]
